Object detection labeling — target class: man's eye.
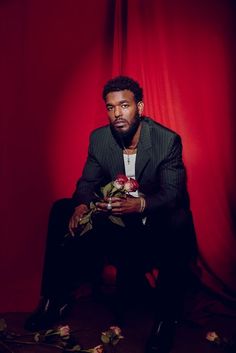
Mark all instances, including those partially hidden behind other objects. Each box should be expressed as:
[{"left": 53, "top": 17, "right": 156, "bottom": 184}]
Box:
[
  {"left": 121, "top": 104, "right": 129, "bottom": 109},
  {"left": 107, "top": 106, "right": 113, "bottom": 111}
]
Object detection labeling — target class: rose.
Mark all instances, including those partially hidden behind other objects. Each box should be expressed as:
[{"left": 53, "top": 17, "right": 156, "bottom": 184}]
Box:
[
  {"left": 109, "top": 326, "right": 122, "bottom": 336},
  {"left": 115, "top": 174, "right": 129, "bottom": 185},
  {"left": 105, "top": 174, "right": 139, "bottom": 196},
  {"left": 58, "top": 325, "right": 70, "bottom": 338},
  {"left": 206, "top": 331, "right": 220, "bottom": 342},
  {"left": 91, "top": 344, "right": 104, "bottom": 353},
  {"left": 124, "top": 178, "right": 139, "bottom": 192},
  {"left": 101, "top": 326, "right": 124, "bottom": 346},
  {"left": 113, "top": 174, "right": 128, "bottom": 189},
  {"left": 206, "top": 331, "right": 236, "bottom": 352}
]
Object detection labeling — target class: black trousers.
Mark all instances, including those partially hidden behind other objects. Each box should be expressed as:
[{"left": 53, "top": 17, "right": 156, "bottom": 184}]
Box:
[{"left": 40, "top": 198, "right": 197, "bottom": 319}]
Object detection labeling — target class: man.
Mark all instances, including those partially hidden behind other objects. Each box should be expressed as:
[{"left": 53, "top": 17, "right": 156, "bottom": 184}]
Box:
[{"left": 25, "top": 76, "right": 197, "bottom": 353}]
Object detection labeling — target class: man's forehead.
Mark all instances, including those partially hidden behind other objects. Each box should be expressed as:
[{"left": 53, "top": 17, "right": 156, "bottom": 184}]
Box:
[{"left": 105, "top": 89, "right": 135, "bottom": 103}]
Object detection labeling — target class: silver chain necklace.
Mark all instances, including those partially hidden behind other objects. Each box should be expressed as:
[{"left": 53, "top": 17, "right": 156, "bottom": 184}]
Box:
[
  {"left": 123, "top": 147, "right": 130, "bottom": 164},
  {"left": 123, "top": 146, "right": 137, "bottom": 165}
]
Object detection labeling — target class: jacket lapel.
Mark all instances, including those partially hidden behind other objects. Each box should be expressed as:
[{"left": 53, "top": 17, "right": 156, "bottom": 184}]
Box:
[
  {"left": 135, "top": 121, "right": 152, "bottom": 181},
  {"left": 109, "top": 130, "right": 126, "bottom": 177},
  {"left": 106, "top": 121, "right": 152, "bottom": 180}
]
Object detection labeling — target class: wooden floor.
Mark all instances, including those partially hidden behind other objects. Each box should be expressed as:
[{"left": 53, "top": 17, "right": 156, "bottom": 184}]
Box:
[{"left": 1, "top": 283, "right": 236, "bottom": 353}]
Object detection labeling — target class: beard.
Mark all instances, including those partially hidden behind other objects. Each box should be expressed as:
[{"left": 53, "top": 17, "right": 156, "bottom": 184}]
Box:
[{"left": 110, "top": 113, "right": 141, "bottom": 147}]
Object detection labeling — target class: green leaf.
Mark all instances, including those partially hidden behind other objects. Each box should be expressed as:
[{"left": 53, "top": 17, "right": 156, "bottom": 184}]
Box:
[
  {"left": 101, "top": 334, "right": 110, "bottom": 344},
  {"left": 112, "top": 192, "right": 126, "bottom": 199},
  {"left": 64, "top": 344, "right": 82, "bottom": 352},
  {"left": 89, "top": 202, "right": 96, "bottom": 210},
  {"left": 108, "top": 216, "right": 125, "bottom": 227},
  {"left": 101, "top": 182, "right": 113, "bottom": 198},
  {"left": 79, "top": 211, "right": 93, "bottom": 225},
  {"left": 110, "top": 186, "right": 119, "bottom": 194},
  {"left": 80, "top": 222, "right": 93, "bottom": 236}
]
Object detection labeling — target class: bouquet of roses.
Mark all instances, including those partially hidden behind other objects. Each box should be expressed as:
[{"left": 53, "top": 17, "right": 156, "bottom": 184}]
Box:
[{"left": 74, "top": 174, "right": 139, "bottom": 236}]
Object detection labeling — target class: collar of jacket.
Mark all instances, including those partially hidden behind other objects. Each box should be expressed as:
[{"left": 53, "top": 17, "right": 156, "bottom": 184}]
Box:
[{"left": 109, "top": 119, "right": 152, "bottom": 181}]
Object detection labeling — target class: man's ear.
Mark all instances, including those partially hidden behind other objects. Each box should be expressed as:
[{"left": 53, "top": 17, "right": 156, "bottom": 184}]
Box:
[{"left": 137, "top": 101, "right": 144, "bottom": 116}]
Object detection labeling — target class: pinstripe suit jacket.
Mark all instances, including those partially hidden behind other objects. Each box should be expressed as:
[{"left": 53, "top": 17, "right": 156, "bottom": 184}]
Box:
[{"left": 73, "top": 117, "right": 190, "bottom": 218}]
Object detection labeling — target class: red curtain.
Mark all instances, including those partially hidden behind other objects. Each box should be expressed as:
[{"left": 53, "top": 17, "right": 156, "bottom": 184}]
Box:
[{"left": 1, "top": 0, "right": 235, "bottom": 312}]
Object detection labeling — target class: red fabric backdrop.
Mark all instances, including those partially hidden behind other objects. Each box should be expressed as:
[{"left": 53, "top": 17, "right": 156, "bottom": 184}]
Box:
[{"left": 1, "top": 0, "right": 235, "bottom": 312}]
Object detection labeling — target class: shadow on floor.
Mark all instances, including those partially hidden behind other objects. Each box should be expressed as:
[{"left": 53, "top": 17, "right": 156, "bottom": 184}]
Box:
[{"left": 1, "top": 282, "right": 236, "bottom": 353}]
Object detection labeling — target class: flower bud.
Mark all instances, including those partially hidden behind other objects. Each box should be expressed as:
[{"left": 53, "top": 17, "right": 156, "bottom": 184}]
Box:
[
  {"left": 109, "top": 326, "right": 122, "bottom": 336},
  {"left": 124, "top": 178, "right": 139, "bottom": 192},
  {"left": 206, "top": 331, "right": 219, "bottom": 342},
  {"left": 58, "top": 325, "right": 70, "bottom": 338},
  {"left": 115, "top": 174, "right": 128, "bottom": 185}
]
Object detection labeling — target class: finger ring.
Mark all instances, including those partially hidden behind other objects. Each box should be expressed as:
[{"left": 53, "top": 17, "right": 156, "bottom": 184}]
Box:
[{"left": 107, "top": 203, "right": 112, "bottom": 210}]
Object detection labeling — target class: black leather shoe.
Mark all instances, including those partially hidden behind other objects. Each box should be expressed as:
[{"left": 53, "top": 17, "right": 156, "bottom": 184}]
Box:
[
  {"left": 24, "top": 297, "right": 71, "bottom": 331},
  {"left": 145, "top": 319, "right": 177, "bottom": 353}
]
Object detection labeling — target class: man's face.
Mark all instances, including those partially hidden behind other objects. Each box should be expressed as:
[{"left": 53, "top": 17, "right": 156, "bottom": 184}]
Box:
[{"left": 105, "top": 90, "right": 143, "bottom": 140}]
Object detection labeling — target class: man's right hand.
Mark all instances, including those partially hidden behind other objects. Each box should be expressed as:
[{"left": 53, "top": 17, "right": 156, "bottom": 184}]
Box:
[{"left": 69, "top": 204, "right": 89, "bottom": 236}]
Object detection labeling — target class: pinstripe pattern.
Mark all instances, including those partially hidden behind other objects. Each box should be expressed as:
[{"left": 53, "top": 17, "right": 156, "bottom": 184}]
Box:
[{"left": 73, "top": 117, "right": 189, "bottom": 212}]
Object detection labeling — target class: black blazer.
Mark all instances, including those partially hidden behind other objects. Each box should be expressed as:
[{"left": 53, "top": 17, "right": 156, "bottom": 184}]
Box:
[{"left": 73, "top": 117, "right": 190, "bottom": 215}]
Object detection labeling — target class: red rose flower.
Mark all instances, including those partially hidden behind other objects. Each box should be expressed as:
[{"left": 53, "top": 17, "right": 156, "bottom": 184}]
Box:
[
  {"left": 124, "top": 178, "right": 139, "bottom": 192},
  {"left": 115, "top": 174, "right": 128, "bottom": 184},
  {"left": 113, "top": 174, "right": 129, "bottom": 189}
]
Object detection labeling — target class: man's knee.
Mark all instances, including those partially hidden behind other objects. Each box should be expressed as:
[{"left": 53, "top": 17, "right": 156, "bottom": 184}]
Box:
[{"left": 48, "top": 198, "right": 78, "bottom": 224}]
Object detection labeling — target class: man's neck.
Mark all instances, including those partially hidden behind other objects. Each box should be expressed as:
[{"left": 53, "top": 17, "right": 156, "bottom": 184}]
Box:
[{"left": 127, "top": 123, "right": 142, "bottom": 149}]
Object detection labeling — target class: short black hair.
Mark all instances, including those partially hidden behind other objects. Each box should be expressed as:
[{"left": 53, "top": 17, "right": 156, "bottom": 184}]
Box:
[{"left": 102, "top": 76, "right": 143, "bottom": 103}]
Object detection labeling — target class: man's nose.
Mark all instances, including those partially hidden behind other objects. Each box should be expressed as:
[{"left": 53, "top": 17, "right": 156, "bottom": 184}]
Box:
[{"left": 114, "top": 106, "right": 122, "bottom": 118}]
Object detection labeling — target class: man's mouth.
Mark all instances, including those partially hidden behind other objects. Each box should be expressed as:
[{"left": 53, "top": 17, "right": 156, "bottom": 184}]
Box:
[{"left": 113, "top": 120, "right": 127, "bottom": 128}]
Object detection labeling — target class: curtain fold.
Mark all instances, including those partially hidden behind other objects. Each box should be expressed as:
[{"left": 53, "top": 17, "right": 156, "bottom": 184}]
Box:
[
  {"left": 112, "top": 0, "right": 127, "bottom": 76},
  {"left": 112, "top": 0, "right": 236, "bottom": 299},
  {"left": 1, "top": 0, "right": 235, "bottom": 311}
]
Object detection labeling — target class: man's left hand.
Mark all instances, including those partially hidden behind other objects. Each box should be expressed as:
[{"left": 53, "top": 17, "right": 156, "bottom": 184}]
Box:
[{"left": 96, "top": 196, "right": 142, "bottom": 215}]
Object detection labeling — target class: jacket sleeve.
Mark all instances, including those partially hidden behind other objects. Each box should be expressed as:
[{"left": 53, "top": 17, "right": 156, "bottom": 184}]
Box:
[
  {"left": 145, "top": 134, "right": 189, "bottom": 212},
  {"left": 72, "top": 133, "right": 106, "bottom": 206}
]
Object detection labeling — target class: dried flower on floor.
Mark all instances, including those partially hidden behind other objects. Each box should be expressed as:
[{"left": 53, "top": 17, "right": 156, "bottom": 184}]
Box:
[
  {"left": 90, "top": 344, "right": 104, "bottom": 353},
  {"left": 206, "top": 331, "right": 220, "bottom": 343},
  {"left": 206, "top": 331, "right": 236, "bottom": 353},
  {"left": 101, "top": 325, "right": 124, "bottom": 346},
  {"left": 58, "top": 325, "right": 70, "bottom": 339},
  {"left": 0, "top": 319, "right": 123, "bottom": 353}
]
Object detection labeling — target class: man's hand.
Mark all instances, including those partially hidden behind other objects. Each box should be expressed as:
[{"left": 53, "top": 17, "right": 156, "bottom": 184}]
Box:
[
  {"left": 69, "top": 204, "right": 89, "bottom": 236},
  {"left": 96, "top": 196, "right": 142, "bottom": 215}
]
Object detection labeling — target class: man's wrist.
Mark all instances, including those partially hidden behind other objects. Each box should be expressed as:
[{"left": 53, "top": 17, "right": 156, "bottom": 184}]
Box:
[
  {"left": 139, "top": 197, "right": 146, "bottom": 213},
  {"left": 75, "top": 204, "right": 89, "bottom": 213}
]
